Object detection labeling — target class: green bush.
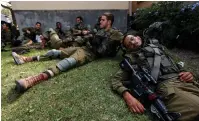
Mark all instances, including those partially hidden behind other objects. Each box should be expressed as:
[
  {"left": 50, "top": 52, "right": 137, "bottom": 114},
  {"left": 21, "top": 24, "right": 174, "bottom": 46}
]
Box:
[{"left": 131, "top": 2, "right": 199, "bottom": 52}]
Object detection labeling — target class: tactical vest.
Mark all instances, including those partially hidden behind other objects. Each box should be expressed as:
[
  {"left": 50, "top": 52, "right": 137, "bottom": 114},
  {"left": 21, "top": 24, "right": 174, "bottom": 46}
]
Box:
[
  {"left": 74, "top": 23, "right": 87, "bottom": 30},
  {"left": 91, "top": 28, "right": 120, "bottom": 57},
  {"left": 126, "top": 43, "right": 181, "bottom": 82}
]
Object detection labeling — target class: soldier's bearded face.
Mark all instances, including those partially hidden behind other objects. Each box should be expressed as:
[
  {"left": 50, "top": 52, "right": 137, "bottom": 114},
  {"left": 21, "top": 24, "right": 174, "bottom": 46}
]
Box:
[
  {"left": 124, "top": 35, "right": 142, "bottom": 50},
  {"left": 35, "top": 24, "right": 41, "bottom": 30},
  {"left": 100, "top": 16, "right": 108, "bottom": 29},
  {"left": 76, "top": 18, "right": 81, "bottom": 24},
  {"left": 56, "top": 23, "right": 61, "bottom": 28}
]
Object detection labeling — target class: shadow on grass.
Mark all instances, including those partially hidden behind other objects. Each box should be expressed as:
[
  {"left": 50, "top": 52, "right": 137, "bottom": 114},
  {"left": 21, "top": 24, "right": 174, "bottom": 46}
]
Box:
[{"left": 7, "top": 87, "right": 24, "bottom": 104}]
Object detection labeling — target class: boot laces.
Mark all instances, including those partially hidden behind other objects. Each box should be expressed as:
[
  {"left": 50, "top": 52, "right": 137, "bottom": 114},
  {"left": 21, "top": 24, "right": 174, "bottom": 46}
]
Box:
[{"left": 26, "top": 74, "right": 46, "bottom": 87}]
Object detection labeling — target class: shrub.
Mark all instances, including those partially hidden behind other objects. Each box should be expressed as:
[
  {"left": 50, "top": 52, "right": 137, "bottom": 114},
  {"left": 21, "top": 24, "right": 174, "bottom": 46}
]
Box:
[{"left": 131, "top": 2, "right": 199, "bottom": 52}]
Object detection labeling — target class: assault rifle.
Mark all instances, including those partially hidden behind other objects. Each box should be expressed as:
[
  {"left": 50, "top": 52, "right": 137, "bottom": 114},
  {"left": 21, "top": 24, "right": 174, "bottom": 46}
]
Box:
[{"left": 120, "top": 57, "right": 181, "bottom": 121}]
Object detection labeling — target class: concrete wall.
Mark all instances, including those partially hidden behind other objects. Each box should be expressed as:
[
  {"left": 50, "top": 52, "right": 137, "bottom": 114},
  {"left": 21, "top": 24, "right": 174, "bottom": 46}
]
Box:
[
  {"left": 11, "top": 1, "right": 128, "bottom": 33},
  {"left": 14, "top": 10, "right": 127, "bottom": 33}
]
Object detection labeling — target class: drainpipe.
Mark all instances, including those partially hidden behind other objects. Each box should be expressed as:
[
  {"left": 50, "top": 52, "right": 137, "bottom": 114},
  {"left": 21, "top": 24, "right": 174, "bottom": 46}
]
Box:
[
  {"left": 127, "top": 1, "right": 133, "bottom": 31},
  {"left": 129, "top": 1, "right": 132, "bottom": 16}
]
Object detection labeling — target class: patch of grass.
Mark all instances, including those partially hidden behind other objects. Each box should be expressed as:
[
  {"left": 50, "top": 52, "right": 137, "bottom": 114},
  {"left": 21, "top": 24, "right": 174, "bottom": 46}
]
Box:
[{"left": 1, "top": 49, "right": 152, "bottom": 121}]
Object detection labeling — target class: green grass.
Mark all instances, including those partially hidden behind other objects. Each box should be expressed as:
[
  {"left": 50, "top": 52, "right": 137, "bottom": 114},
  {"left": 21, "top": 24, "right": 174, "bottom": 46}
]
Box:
[{"left": 1, "top": 49, "right": 152, "bottom": 121}]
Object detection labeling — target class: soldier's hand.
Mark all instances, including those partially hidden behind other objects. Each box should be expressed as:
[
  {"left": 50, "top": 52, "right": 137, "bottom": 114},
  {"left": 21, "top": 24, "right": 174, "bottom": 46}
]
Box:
[
  {"left": 26, "top": 30, "right": 31, "bottom": 34},
  {"left": 40, "top": 35, "right": 44, "bottom": 40},
  {"left": 123, "top": 91, "right": 145, "bottom": 114},
  {"left": 82, "top": 30, "right": 89, "bottom": 35},
  {"left": 179, "top": 72, "right": 193, "bottom": 82}
]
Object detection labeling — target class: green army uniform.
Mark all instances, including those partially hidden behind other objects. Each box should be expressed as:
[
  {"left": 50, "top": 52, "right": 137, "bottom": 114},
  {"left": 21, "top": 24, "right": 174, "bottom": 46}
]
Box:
[
  {"left": 72, "top": 23, "right": 89, "bottom": 33},
  {"left": 12, "top": 28, "right": 123, "bottom": 92},
  {"left": 44, "top": 28, "right": 69, "bottom": 49},
  {"left": 44, "top": 28, "right": 92, "bottom": 49},
  {"left": 1, "top": 29, "right": 12, "bottom": 43},
  {"left": 55, "top": 27, "right": 65, "bottom": 40},
  {"left": 1, "top": 29, "right": 12, "bottom": 50},
  {"left": 38, "top": 28, "right": 123, "bottom": 74},
  {"left": 22, "top": 27, "right": 42, "bottom": 44},
  {"left": 111, "top": 45, "right": 199, "bottom": 121},
  {"left": 11, "top": 27, "right": 43, "bottom": 53},
  {"left": 70, "top": 23, "right": 92, "bottom": 47}
]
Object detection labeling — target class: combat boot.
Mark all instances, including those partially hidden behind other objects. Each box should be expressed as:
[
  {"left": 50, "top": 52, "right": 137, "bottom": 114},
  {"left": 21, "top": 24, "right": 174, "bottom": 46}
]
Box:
[
  {"left": 12, "top": 52, "right": 38, "bottom": 65},
  {"left": 15, "top": 73, "right": 49, "bottom": 92}
]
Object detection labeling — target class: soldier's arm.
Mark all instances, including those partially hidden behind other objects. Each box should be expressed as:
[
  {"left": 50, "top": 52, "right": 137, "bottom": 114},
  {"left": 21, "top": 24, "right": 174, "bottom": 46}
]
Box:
[
  {"left": 111, "top": 69, "right": 145, "bottom": 113},
  {"left": 84, "top": 25, "right": 92, "bottom": 34},
  {"left": 111, "top": 68, "right": 130, "bottom": 95},
  {"left": 78, "top": 25, "right": 92, "bottom": 35},
  {"left": 72, "top": 28, "right": 82, "bottom": 36},
  {"left": 110, "top": 30, "right": 124, "bottom": 42},
  {"left": 22, "top": 27, "right": 33, "bottom": 32}
]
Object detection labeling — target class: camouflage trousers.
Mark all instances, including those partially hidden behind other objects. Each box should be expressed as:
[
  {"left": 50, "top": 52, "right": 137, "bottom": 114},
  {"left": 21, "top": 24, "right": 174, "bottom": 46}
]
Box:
[
  {"left": 40, "top": 46, "right": 96, "bottom": 75},
  {"left": 49, "top": 32, "right": 87, "bottom": 49},
  {"left": 157, "top": 78, "right": 199, "bottom": 121}
]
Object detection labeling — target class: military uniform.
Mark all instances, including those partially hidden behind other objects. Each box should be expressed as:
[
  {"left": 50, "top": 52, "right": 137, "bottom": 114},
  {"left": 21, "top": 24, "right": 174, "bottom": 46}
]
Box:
[
  {"left": 111, "top": 44, "right": 199, "bottom": 121},
  {"left": 1, "top": 29, "right": 12, "bottom": 43},
  {"left": 55, "top": 27, "right": 65, "bottom": 40},
  {"left": 44, "top": 22, "right": 92, "bottom": 49},
  {"left": 1, "top": 29, "right": 12, "bottom": 49},
  {"left": 39, "top": 28, "right": 123, "bottom": 74},
  {"left": 69, "top": 23, "right": 92, "bottom": 47},
  {"left": 72, "top": 23, "right": 90, "bottom": 33},
  {"left": 22, "top": 27, "right": 42, "bottom": 44},
  {"left": 12, "top": 28, "right": 123, "bottom": 92},
  {"left": 44, "top": 28, "right": 92, "bottom": 49},
  {"left": 11, "top": 27, "right": 43, "bottom": 53}
]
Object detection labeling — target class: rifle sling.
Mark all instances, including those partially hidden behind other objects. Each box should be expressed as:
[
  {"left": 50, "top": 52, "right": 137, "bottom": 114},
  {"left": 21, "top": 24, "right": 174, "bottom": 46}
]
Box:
[{"left": 149, "top": 44, "right": 161, "bottom": 81}]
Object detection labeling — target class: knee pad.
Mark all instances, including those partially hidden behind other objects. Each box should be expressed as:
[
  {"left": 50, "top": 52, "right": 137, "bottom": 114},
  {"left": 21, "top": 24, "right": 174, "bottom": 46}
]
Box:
[
  {"left": 45, "top": 49, "right": 61, "bottom": 58},
  {"left": 56, "top": 58, "right": 77, "bottom": 72}
]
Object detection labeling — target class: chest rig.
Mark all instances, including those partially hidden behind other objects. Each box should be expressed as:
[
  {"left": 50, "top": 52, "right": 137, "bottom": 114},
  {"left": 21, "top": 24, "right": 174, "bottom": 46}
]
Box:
[
  {"left": 91, "top": 29, "right": 117, "bottom": 56},
  {"left": 129, "top": 39, "right": 180, "bottom": 82},
  {"left": 91, "top": 29, "right": 110, "bottom": 47}
]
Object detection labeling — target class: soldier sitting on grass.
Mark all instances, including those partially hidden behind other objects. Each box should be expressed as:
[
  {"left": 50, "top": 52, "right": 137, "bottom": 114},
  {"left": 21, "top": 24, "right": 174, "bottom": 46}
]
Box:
[{"left": 12, "top": 12, "right": 124, "bottom": 94}]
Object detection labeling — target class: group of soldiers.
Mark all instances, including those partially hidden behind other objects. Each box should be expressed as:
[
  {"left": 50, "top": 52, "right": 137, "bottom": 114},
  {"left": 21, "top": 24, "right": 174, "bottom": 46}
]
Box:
[
  {"left": 7, "top": 12, "right": 199, "bottom": 121},
  {"left": 2, "top": 15, "right": 100, "bottom": 53}
]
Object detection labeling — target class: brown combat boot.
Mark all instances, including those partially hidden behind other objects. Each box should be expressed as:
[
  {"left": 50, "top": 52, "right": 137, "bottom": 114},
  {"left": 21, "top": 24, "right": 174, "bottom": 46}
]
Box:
[
  {"left": 12, "top": 52, "right": 38, "bottom": 65},
  {"left": 15, "top": 73, "right": 49, "bottom": 92}
]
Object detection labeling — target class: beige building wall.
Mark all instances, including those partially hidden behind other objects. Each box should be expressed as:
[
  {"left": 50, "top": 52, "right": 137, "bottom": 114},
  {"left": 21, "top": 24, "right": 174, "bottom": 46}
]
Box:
[
  {"left": 132, "top": 1, "right": 158, "bottom": 12},
  {"left": 11, "top": 1, "right": 129, "bottom": 10}
]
